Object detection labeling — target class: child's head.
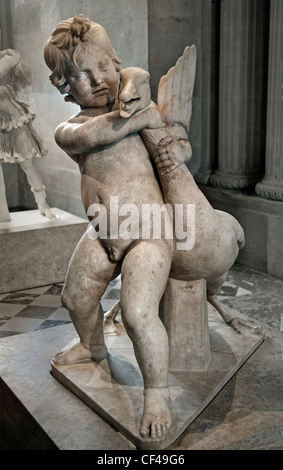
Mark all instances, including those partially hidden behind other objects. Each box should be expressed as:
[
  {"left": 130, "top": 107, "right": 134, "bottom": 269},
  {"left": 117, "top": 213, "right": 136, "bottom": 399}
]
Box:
[
  {"left": 44, "top": 14, "right": 122, "bottom": 107},
  {"left": 0, "top": 49, "right": 32, "bottom": 91}
]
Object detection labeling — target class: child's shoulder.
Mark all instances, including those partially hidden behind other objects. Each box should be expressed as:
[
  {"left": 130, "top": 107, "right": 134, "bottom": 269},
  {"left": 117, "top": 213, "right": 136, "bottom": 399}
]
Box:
[{"left": 67, "top": 106, "right": 111, "bottom": 124}]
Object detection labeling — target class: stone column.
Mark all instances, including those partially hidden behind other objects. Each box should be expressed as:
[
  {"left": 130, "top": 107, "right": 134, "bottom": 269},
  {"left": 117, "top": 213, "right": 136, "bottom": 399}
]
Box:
[
  {"left": 255, "top": 0, "right": 283, "bottom": 201},
  {"left": 195, "top": 0, "right": 220, "bottom": 185},
  {"left": 0, "top": 0, "right": 12, "bottom": 49},
  {"left": 210, "top": 0, "right": 269, "bottom": 190}
]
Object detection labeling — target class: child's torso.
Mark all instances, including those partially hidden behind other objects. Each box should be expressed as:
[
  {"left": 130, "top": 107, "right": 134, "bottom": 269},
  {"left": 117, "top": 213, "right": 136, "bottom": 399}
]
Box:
[{"left": 79, "top": 133, "right": 164, "bottom": 211}]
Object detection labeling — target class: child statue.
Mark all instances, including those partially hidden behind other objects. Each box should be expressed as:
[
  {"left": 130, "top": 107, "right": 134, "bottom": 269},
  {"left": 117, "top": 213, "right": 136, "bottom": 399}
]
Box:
[
  {"left": 44, "top": 14, "right": 176, "bottom": 440},
  {"left": 44, "top": 14, "right": 260, "bottom": 443},
  {"left": 0, "top": 48, "right": 57, "bottom": 221}
]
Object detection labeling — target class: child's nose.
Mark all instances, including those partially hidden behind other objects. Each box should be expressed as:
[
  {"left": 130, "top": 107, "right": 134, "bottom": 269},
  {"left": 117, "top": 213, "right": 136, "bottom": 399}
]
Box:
[{"left": 90, "top": 71, "right": 103, "bottom": 87}]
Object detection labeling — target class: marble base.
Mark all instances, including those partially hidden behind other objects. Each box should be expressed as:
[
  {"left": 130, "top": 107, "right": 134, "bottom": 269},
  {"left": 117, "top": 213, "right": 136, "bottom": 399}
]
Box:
[
  {"left": 51, "top": 304, "right": 264, "bottom": 450},
  {"left": 0, "top": 208, "right": 87, "bottom": 293},
  {"left": 199, "top": 185, "right": 283, "bottom": 281}
]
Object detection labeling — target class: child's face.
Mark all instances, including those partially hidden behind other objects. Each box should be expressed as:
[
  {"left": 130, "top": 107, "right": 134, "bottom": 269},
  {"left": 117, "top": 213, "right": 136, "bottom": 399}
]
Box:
[{"left": 65, "top": 45, "right": 119, "bottom": 108}]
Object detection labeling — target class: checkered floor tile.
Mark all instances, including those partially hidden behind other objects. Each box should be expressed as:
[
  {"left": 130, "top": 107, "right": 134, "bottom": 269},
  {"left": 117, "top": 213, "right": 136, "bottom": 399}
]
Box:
[
  {"left": 0, "top": 265, "right": 282, "bottom": 338},
  {"left": 0, "top": 277, "right": 121, "bottom": 338}
]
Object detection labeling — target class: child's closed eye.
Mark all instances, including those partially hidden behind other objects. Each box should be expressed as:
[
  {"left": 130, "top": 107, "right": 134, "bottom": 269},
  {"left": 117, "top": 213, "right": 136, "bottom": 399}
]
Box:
[
  {"left": 75, "top": 72, "right": 89, "bottom": 80},
  {"left": 98, "top": 61, "right": 109, "bottom": 72}
]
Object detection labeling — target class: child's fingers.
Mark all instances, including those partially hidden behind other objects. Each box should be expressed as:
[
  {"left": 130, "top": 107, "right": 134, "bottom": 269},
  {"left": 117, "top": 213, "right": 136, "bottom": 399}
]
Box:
[
  {"left": 156, "top": 154, "right": 172, "bottom": 166},
  {"left": 161, "top": 164, "right": 177, "bottom": 175},
  {"left": 153, "top": 146, "right": 169, "bottom": 158}
]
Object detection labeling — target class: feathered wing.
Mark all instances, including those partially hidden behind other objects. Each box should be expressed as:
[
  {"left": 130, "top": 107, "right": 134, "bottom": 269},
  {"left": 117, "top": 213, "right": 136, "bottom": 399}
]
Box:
[{"left": 157, "top": 45, "right": 197, "bottom": 134}]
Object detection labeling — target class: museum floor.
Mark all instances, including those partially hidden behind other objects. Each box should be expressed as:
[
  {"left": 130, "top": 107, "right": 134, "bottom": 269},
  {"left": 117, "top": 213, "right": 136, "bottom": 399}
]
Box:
[
  {"left": 0, "top": 263, "right": 282, "bottom": 338},
  {"left": 0, "top": 263, "right": 282, "bottom": 450}
]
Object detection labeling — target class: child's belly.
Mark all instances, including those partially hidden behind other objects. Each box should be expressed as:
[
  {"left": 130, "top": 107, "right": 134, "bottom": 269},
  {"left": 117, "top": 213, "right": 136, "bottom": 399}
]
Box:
[{"left": 80, "top": 134, "right": 167, "bottom": 261}]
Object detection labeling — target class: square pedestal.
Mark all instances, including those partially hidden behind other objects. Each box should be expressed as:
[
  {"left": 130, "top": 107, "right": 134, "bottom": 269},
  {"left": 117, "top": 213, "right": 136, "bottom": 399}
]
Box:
[
  {"left": 51, "top": 304, "right": 264, "bottom": 450},
  {"left": 160, "top": 278, "right": 211, "bottom": 370},
  {"left": 0, "top": 208, "right": 87, "bottom": 293}
]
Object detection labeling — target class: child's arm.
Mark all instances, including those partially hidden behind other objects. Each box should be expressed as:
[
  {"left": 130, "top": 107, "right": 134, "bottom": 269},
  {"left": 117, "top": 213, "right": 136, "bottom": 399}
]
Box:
[{"left": 55, "top": 103, "right": 165, "bottom": 158}]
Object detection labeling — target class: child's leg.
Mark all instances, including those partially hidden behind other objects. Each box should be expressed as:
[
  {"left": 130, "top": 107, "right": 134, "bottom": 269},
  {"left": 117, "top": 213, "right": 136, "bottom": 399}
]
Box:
[
  {"left": 120, "top": 238, "right": 174, "bottom": 439},
  {"left": 54, "top": 231, "right": 121, "bottom": 365}
]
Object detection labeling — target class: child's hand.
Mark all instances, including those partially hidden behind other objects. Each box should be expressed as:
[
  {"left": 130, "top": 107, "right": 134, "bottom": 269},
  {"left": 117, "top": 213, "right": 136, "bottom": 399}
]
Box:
[
  {"left": 129, "top": 103, "right": 165, "bottom": 133},
  {"left": 153, "top": 138, "right": 192, "bottom": 175},
  {"left": 142, "top": 103, "right": 166, "bottom": 129}
]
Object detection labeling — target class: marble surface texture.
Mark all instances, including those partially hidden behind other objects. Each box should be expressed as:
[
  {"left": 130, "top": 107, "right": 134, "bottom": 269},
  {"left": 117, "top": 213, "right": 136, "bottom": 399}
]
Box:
[{"left": 0, "top": 208, "right": 87, "bottom": 293}]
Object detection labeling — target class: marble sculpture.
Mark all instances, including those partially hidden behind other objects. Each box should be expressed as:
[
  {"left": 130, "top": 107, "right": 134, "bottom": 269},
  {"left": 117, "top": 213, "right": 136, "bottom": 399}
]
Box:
[
  {"left": 44, "top": 14, "right": 261, "bottom": 442},
  {"left": 0, "top": 49, "right": 56, "bottom": 222}
]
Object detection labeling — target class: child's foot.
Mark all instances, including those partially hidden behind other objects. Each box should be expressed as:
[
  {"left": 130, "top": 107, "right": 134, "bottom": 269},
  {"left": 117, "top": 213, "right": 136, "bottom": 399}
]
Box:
[
  {"left": 140, "top": 387, "right": 176, "bottom": 439},
  {"left": 52, "top": 338, "right": 108, "bottom": 365}
]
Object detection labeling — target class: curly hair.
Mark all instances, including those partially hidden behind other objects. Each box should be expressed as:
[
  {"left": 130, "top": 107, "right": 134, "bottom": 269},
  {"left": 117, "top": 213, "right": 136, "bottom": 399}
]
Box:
[
  {"left": 8, "top": 58, "right": 32, "bottom": 91},
  {"left": 0, "top": 50, "right": 32, "bottom": 91},
  {"left": 44, "top": 14, "right": 122, "bottom": 96}
]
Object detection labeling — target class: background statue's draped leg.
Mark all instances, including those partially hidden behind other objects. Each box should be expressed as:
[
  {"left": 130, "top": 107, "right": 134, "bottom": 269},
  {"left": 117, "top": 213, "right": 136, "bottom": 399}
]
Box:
[
  {"left": 0, "top": 163, "right": 10, "bottom": 222},
  {"left": 19, "top": 159, "right": 57, "bottom": 219}
]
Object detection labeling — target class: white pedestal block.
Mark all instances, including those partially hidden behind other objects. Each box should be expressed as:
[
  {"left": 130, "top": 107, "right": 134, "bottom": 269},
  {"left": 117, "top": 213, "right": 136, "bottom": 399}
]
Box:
[
  {"left": 159, "top": 278, "right": 211, "bottom": 371},
  {"left": 51, "top": 305, "right": 264, "bottom": 450},
  {"left": 0, "top": 208, "right": 87, "bottom": 293}
]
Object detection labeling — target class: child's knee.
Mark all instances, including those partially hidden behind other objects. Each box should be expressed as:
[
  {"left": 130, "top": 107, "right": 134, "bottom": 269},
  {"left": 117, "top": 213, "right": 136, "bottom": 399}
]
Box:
[
  {"left": 61, "top": 287, "right": 78, "bottom": 313},
  {"left": 61, "top": 285, "right": 101, "bottom": 317},
  {"left": 120, "top": 299, "right": 148, "bottom": 332}
]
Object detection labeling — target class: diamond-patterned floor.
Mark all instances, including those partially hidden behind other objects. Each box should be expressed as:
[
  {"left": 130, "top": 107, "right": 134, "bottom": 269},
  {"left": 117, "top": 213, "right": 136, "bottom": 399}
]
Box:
[
  {"left": 0, "top": 277, "right": 121, "bottom": 338},
  {"left": 0, "top": 264, "right": 282, "bottom": 338}
]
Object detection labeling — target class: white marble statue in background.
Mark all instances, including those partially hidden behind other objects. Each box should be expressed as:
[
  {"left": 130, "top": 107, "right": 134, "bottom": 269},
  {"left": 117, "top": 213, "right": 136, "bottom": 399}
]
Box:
[{"left": 0, "top": 49, "right": 57, "bottom": 221}]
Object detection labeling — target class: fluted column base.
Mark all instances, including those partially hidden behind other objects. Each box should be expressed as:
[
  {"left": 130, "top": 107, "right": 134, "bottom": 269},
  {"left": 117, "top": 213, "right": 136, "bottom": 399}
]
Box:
[
  {"left": 255, "top": 179, "right": 283, "bottom": 201},
  {"left": 210, "top": 171, "right": 262, "bottom": 190},
  {"left": 194, "top": 170, "right": 213, "bottom": 186}
]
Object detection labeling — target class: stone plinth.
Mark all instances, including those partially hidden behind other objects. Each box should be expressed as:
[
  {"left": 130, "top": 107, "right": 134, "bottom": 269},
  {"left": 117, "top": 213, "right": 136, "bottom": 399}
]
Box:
[
  {"left": 0, "top": 208, "right": 87, "bottom": 293},
  {"left": 159, "top": 278, "right": 210, "bottom": 371},
  {"left": 4, "top": 313, "right": 283, "bottom": 451},
  {"left": 51, "top": 305, "right": 264, "bottom": 450},
  {"left": 200, "top": 185, "right": 283, "bottom": 281}
]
